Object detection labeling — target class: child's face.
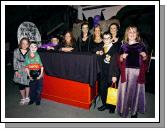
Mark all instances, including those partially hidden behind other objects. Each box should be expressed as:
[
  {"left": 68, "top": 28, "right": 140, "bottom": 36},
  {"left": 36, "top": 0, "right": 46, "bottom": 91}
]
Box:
[
  {"left": 30, "top": 44, "right": 38, "bottom": 53},
  {"left": 103, "top": 34, "right": 111, "bottom": 45},
  {"left": 21, "top": 40, "right": 29, "bottom": 50},
  {"left": 51, "top": 38, "right": 59, "bottom": 45},
  {"left": 128, "top": 27, "right": 137, "bottom": 42},
  {"left": 65, "top": 33, "right": 71, "bottom": 43}
]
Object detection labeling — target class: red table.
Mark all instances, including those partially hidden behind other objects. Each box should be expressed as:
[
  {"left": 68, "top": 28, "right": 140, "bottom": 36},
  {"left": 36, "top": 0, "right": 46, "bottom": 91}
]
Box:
[{"left": 41, "top": 73, "right": 98, "bottom": 109}]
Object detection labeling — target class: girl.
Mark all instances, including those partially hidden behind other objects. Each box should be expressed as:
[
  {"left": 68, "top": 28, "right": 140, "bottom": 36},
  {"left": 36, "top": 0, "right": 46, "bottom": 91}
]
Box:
[
  {"left": 59, "top": 31, "right": 76, "bottom": 52},
  {"left": 13, "top": 37, "right": 30, "bottom": 105},
  {"left": 117, "top": 26, "right": 148, "bottom": 118}
]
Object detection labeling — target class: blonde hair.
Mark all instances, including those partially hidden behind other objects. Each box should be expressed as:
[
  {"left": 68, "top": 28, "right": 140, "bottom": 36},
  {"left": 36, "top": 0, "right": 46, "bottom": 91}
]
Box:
[
  {"left": 123, "top": 26, "right": 141, "bottom": 43},
  {"left": 93, "top": 24, "right": 102, "bottom": 40}
]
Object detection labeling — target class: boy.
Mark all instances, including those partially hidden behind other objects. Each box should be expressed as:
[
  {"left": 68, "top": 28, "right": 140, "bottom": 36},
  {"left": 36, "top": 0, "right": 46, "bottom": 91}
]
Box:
[
  {"left": 24, "top": 42, "right": 44, "bottom": 105},
  {"left": 97, "top": 32, "right": 119, "bottom": 113}
]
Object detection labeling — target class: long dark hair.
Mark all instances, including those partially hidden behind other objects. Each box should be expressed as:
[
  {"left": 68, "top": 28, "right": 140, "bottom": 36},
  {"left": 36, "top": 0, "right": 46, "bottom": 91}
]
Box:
[
  {"left": 108, "top": 23, "right": 120, "bottom": 38},
  {"left": 80, "top": 22, "right": 91, "bottom": 38},
  {"left": 63, "top": 31, "right": 75, "bottom": 47}
]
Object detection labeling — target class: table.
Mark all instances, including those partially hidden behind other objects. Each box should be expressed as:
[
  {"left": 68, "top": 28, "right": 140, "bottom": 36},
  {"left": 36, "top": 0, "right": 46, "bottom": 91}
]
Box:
[{"left": 39, "top": 51, "right": 100, "bottom": 109}]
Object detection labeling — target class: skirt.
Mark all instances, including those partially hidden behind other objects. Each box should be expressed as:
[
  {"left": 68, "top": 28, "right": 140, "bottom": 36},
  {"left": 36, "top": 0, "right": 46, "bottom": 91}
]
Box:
[{"left": 116, "top": 68, "right": 146, "bottom": 117}]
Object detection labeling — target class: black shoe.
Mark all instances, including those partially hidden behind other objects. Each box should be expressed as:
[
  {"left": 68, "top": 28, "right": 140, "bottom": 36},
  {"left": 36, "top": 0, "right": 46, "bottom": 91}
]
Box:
[
  {"left": 36, "top": 101, "right": 41, "bottom": 106},
  {"left": 28, "top": 101, "right": 34, "bottom": 105},
  {"left": 97, "top": 105, "right": 108, "bottom": 111},
  {"left": 109, "top": 109, "right": 115, "bottom": 113},
  {"left": 131, "top": 113, "right": 138, "bottom": 118}
]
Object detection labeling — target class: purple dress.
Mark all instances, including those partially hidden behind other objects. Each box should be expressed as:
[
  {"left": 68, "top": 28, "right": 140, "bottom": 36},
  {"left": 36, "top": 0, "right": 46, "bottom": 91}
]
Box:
[{"left": 116, "top": 42, "right": 147, "bottom": 117}]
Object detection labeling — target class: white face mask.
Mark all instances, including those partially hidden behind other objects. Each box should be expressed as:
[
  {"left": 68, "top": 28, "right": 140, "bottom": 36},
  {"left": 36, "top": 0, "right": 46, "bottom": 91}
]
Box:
[{"left": 30, "top": 44, "right": 37, "bottom": 53}]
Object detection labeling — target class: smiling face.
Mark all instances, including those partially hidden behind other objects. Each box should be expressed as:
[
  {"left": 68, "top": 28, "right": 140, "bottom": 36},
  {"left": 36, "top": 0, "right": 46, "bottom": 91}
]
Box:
[
  {"left": 124, "top": 26, "right": 140, "bottom": 43},
  {"left": 103, "top": 34, "right": 111, "bottom": 45},
  {"left": 51, "top": 37, "right": 59, "bottom": 45},
  {"left": 29, "top": 43, "right": 38, "bottom": 53},
  {"left": 65, "top": 32, "right": 72, "bottom": 43},
  {"left": 127, "top": 27, "right": 137, "bottom": 42},
  {"left": 21, "top": 39, "right": 29, "bottom": 50},
  {"left": 94, "top": 26, "right": 101, "bottom": 37},
  {"left": 82, "top": 24, "right": 89, "bottom": 34},
  {"left": 110, "top": 24, "right": 118, "bottom": 36}
]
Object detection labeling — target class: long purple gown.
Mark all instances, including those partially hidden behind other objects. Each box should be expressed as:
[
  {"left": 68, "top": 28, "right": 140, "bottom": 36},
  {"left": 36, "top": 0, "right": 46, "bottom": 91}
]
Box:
[{"left": 116, "top": 42, "right": 147, "bottom": 118}]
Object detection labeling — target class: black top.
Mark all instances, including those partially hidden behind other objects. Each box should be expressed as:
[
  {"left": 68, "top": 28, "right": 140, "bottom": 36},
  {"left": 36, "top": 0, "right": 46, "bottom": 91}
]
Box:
[
  {"left": 90, "top": 39, "right": 103, "bottom": 53},
  {"left": 99, "top": 44, "right": 120, "bottom": 83},
  {"left": 76, "top": 35, "right": 92, "bottom": 52},
  {"left": 120, "top": 42, "right": 146, "bottom": 68}
]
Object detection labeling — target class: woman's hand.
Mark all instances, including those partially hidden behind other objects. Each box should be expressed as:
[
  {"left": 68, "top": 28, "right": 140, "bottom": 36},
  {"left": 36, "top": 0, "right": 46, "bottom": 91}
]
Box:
[
  {"left": 62, "top": 47, "right": 74, "bottom": 52},
  {"left": 112, "top": 77, "right": 117, "bottom": 83}
]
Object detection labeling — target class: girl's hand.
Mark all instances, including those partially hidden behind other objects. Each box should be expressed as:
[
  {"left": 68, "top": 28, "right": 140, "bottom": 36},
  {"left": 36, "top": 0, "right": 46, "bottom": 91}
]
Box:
[
  {"left": 29, "top": 76, "right": 33, "bottom": 80},
  {"left": 122, "top": 53, "right": 128, "bottom": 59},
  {"left": 15, "top": 71, "right": 21, "bottom": 78},
  {"left": 47, "top": 46, "right": 54, "bottom": 50},
  {"left": 120, "top": 53, "right": 128, "bottom": 62},
  {"left": 140, "top": 52, "right": 147, "bottom": 60}
]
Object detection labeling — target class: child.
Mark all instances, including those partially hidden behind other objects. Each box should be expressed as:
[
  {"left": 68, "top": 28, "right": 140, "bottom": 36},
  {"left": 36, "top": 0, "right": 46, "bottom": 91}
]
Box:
[
  {"left": 97, "top": 32, "right": 119, "bottom": 113},
  {"left": 24, "top": 42, "right": 44, "bottom": 105},
  {"left": 40, "top": 35, "right": 60, "bottom": 50},
  {"left": 117, "top": 26, "right": 148, "bottom": 118},
  {"left": 13, "top": 37, "right": 30, "bottom": 105}
]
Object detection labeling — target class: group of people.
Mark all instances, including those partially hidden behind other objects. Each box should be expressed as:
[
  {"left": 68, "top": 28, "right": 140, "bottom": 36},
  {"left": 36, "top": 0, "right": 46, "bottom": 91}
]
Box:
[{"left": 13, "top": 21, "right": 148, "bottom": 118}]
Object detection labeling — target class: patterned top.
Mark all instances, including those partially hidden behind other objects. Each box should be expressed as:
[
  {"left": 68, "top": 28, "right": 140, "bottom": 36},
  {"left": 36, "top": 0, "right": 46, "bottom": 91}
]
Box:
[{"left": 13, "top": 48, "right": 29, "bottom": 85}]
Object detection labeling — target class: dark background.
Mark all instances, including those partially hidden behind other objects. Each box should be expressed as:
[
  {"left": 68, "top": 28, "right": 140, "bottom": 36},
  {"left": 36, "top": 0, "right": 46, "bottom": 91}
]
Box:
[{"left": 5, "top": 5, "right": 155, "bottom": 93}]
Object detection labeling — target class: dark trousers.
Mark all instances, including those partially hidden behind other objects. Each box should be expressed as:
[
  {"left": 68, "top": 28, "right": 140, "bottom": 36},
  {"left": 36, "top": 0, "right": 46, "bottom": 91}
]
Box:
[
  {"left": 29, "top": 78, "right": 43, "bottom": 102},
  {"left": 99, "top": 75, "right": 116, "bottom": 110}
]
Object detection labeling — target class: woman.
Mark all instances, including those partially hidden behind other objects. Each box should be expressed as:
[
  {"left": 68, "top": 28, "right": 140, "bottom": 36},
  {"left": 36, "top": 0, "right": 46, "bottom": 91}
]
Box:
[
  {"left": 108, "top": 22, "right": 122, "bottom": 52},
  {"left": 117, "top": 26, "right": 148, "bottom": 118},
  {"left": 13, "top": 37, "right": 30, "bottom": 105},
  {"left": 104, "top": 22, "right": 122, "bottom": 113},
  {"left": 59, "top": 31, "right": 76, "bottom": 52},
  {"left": 90, "top": 24, "right": 103, "bottom": 54},
  {"left": 77, "top": 22, "right": 92, "bottom": 52}
]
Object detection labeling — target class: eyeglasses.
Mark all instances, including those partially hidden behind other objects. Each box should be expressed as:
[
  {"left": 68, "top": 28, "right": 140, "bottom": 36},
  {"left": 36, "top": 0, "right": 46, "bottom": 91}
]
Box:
[{"left": 103, "top": 37, "right": 111, "bottom": 41}]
